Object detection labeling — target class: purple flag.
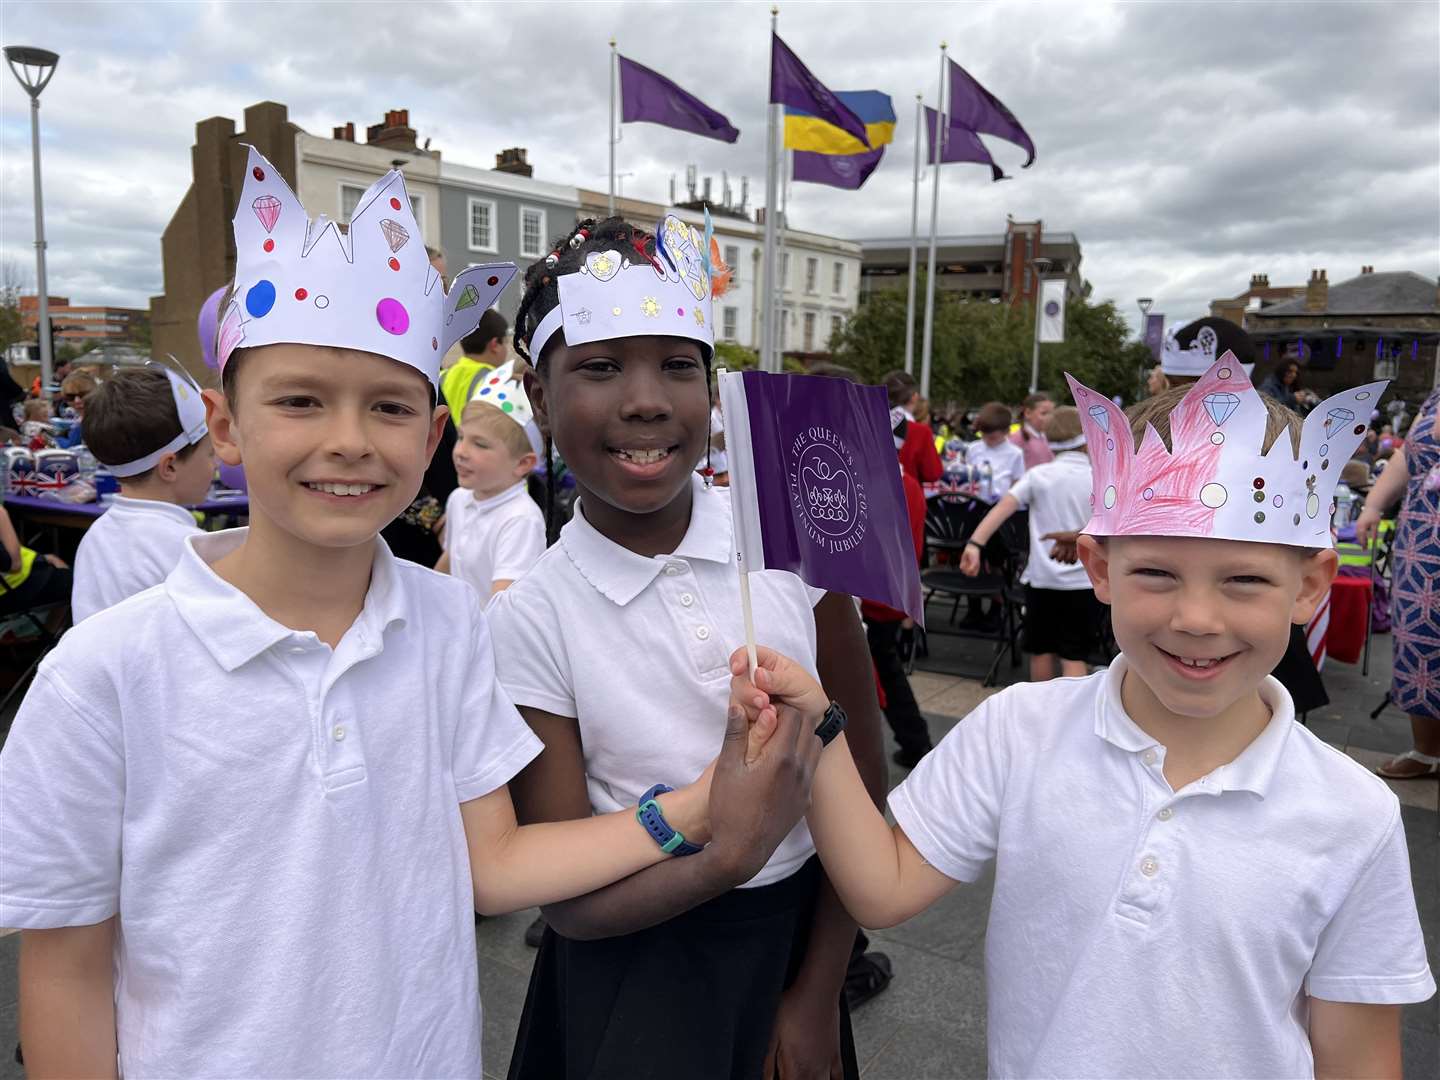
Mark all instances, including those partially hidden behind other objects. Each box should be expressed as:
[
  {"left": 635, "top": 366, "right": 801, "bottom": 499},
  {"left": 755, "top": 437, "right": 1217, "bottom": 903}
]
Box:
[
  {"left": 1144, "top": 313, "right": 1166, "bottom": 360},
  {"left": 793, "top": 146, "right": 885, "bottom": 189},
  {"left": 923, "top": 106, "right": 1006, "bottom": 181},
  {"left": 947, "top": 59, "right": 1035, "bottom": 167},
  {"left": 770, "top": 34, "right": 871, "bottom": 150},
  {"left": 718, "top": 369, "right": 924, "bottom": 624},
  {"left": 618, "top": 55, "right": 739, "bottom": 143}
]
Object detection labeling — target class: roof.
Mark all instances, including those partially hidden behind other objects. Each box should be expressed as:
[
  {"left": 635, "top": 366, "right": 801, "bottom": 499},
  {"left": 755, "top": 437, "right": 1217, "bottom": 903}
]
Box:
[
  {"left": 859, "top": 232, "right": 1080, "bottom": 250},
  {"left": 1254, "top": 271, "right": 1438, "bottom": 317}
]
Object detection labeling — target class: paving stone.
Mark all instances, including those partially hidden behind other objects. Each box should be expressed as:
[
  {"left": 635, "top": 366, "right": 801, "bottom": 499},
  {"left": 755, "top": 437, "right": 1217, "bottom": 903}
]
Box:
[{"left": 0, "top": 1005, "right": 18, "bottom": 1080}]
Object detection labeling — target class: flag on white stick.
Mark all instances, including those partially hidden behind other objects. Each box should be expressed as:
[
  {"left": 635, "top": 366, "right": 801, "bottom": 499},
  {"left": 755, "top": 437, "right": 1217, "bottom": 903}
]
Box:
[{"left": 1038, "top": 278, "right": 1067, "bottom": 343}]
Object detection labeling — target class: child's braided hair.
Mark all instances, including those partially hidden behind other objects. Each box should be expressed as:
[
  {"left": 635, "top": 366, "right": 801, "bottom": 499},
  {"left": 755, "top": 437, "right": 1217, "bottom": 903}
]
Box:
[{"left": 513, "top": 215, "right": 715, "bottom": 545}]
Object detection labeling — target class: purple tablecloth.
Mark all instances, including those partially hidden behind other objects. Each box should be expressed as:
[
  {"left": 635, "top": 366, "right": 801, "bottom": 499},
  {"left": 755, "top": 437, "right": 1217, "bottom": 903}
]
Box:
[{"left": 4, "top": 493, "right": 248, "bottom": 519}]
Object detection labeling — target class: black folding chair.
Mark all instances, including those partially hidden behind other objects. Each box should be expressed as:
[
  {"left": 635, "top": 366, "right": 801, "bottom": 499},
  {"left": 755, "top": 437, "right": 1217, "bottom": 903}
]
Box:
[{"left": 0, "top": 562, "right": 69, "bottom": 720}]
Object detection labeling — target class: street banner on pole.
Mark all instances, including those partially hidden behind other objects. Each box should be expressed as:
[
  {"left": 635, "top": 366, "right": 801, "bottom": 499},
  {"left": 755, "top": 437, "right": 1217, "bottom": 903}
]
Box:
[
  {"left": 1039, "top": 278, "right": 1067, "bottom": 343},
  {"left": 1144, "top": 313, "right": 1166, "bottom": 360}
]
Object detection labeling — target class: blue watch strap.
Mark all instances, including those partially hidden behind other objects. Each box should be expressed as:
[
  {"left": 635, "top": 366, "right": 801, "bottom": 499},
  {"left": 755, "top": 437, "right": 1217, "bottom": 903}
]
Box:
[{"left": 636, "top": 783, "right": 703, "bottom": 857}]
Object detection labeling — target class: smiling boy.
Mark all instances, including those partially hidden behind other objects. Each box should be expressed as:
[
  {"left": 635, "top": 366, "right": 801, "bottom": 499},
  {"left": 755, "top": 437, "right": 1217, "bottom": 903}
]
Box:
[{"left": 731, "top": 357, "right": 1434, "bottom": 1078}]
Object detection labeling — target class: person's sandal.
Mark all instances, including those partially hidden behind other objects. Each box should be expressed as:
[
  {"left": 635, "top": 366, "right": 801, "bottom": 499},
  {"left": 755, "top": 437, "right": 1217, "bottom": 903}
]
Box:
[
  {"left": 1375, "top": 750, "right": 1440, "bottom": 780},
  {"left": 844, "top": 950, "right": 894, "bottom": 1011}
]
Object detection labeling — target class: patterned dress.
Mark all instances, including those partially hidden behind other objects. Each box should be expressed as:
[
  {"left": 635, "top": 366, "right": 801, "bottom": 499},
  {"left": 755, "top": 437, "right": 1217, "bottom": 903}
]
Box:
[{"left": 1391, "top": 388, "right": 1440, "bottom": 721}]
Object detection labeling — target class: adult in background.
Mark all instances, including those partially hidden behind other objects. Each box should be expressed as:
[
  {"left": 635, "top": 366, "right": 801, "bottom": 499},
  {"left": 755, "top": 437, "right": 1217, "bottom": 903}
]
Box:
[
  {"left": 1009, "top": 391, "right": 1054, "bottom": 470},
  {"left": 882, "top": 370, "right": 942, "bottom": 484},
  {"left": 1357, "top": 385, "right": 1440, "bottom": 779},
  {"left": 1260, "top": 359, "right": 1301, "bottom": 411}
]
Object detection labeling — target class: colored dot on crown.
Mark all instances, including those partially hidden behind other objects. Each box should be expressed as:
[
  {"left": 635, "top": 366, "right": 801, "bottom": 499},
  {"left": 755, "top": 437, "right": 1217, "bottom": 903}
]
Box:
[
  {"left": 262, "top": 239, "right": 274, "bottom": 253},
  {"left": 388, "top": 258, "right": 400, "bottom": 271},
  {"left": 294, "top": 288, "right": 307, "bottom": 301},
  {"left": 487, "top": 275, "right": 499, "bottom": 287},
  {"left": 389, "top": 197, "right": 402, "bottom": 211},
  {"left": 253, "top": 166, "right": 265, "bottom": 181}
]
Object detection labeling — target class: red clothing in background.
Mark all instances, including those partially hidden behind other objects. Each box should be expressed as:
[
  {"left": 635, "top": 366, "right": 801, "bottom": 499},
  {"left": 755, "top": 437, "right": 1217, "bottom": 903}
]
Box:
[{"left": 899, "top": 422, "right": 942, "bottom": 484}]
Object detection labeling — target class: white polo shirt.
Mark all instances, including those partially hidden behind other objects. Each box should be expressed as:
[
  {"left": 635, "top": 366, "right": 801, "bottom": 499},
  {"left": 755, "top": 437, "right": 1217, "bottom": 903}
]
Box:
[
  {"left": 71, "top": 495, "right": 200, "bottom": 622},
  {"left": 487, "top": 474, "right": 824, "bottom": 888},
  {"left": 964, "top": 438, "right": 1025, "bottom": 502},
  {"left": 889, "top": 658, "right": 1434, "bottom": 1079},
  {"left": 0, "top": 529, "right": 542, "bottom": 1078},
  {"left": 1006, "top": 450, "right": 1093, "bottom": 591},
  {"left": 443, "top": 482, "right": 546, "bottom": 594}
]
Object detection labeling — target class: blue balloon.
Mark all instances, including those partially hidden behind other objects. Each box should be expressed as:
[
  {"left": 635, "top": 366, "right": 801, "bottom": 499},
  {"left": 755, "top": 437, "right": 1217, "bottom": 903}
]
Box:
[{"left": 245, "top": 280, "right": 276, "bottom": 318}]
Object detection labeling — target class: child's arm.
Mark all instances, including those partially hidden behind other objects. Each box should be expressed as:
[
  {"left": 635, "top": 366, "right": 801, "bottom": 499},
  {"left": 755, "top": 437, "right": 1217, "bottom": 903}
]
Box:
[
  {"left": 434, "top": 551, "right": 451, "bottom": 574},
  {"left": 489, "top": 700, "right": 821, "bottom": 928},
  {"left": 1308, "top": 1000, "right": 1402, "bottom": 1079},
  {"left": 959, "top": 492, "right": 1020, "bottom": 576},
  {"left": 19, "top": 919, "right": 119, "bottom": 1079},
  {"left": 734, "top": 647, "right": 958, "bottom": 928},
  {"left": 0, "top": 506, "right": 22, "bottom": 573}
]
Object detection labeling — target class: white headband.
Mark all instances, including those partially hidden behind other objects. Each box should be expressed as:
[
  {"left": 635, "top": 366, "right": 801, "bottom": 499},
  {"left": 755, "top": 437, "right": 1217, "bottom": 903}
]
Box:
[
  {"left": 107, "top": 364, "right": 210, "bottom": 478},
  {"left": 1047, "top": 433, "right": 1086, "bottom": 451}
]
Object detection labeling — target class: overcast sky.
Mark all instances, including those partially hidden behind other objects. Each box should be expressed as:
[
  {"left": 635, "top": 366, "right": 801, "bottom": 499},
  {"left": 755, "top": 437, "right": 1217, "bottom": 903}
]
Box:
[{"left": 2, "top": 0, "right": 1436, "bottom": 334}]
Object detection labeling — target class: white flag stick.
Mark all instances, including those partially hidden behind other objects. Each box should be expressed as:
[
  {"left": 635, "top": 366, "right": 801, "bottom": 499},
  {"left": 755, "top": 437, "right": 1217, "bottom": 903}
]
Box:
[
  {"left": 717, "top": 367, "right": 761, "bottom": 681},
  {"left": 738, "top": 554, "right": 759, "bottom": 683},
  {"left": 903, "top": 93, "right": 922, "bottom": 375},
  {"left": 919, "top": 42, "right": 948, "bottom": 400}
]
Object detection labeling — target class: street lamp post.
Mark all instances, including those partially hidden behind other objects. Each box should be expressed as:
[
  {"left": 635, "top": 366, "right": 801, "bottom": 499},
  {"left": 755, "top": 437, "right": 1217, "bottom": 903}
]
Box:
[
  {"left": 5, "top": 45, "right": 60, "bottom": 392},
  {"left": 1136, "top": 296, "right": 1154, "bottom": 397},
  {"left": 1028, "top": 257, "right": 1052, "bottom": 396}
]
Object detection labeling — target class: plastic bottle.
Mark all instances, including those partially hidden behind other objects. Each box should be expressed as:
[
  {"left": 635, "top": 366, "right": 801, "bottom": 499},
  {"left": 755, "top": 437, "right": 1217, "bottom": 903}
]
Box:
[{"left": 1332, "top": 482, "right": 1354, "bottom": 530}]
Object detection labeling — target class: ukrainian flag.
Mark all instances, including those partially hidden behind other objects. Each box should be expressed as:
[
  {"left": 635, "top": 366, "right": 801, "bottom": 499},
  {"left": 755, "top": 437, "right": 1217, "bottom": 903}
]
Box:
[{"left": 785, "top": 90, "right": 895, "bottom": 155}]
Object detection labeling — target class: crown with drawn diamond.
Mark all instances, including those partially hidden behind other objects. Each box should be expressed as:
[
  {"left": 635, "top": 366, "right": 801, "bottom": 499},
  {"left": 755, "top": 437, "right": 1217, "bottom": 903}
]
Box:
[
  {"left": 218, "top": 146, "right": 517, "bottom": 387},
  {"left": 1066, "top": 354, "right": 1386, "bottom": 548}
]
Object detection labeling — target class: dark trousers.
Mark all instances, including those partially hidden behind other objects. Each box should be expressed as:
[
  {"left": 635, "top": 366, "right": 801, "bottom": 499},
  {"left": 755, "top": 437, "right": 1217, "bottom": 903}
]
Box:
[{"left": 865, "top": 618, "right": 932, "bottom": 755}]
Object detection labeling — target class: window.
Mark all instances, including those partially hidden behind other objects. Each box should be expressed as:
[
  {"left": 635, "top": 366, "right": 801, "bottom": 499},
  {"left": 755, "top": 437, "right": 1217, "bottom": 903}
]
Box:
[
  {"left": 468, "top": 197, "right": 497, "bottom": 253},
  {"left": 830, "top": 315, "right": 843, "bottom": 343},
  {"left": 780, "top": 253, "right": 791, "bottom": 288},
  {"left": 803, "top": 312, "right": 817, "bottom": 351},
  {"left": 519, "top": 207, "right": 547, "bottom": 259},
  {"left": 832, "top": 262, "right": 845, "bottom": 295},
  {"left": 722, "top": 306, "right": 738, "bottom": 342},
  {"left": 340, "top": 182, "right": 420, "bottom": 225},
  {"left": 778, "top": 308, "right": 789, "bottom": 351},
  {"left": 1374, "top": 340, "right": 1400, "bottom": 380},
  {"left": 805, "top": 257, "right": 819, "bottom": 294},
  {"left": 724, "top": 245, "right": 740, "bottom": 284}
]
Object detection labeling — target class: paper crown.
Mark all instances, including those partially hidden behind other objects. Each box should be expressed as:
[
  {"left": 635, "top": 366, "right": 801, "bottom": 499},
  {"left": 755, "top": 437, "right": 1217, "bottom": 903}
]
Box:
[
  {"left": 1160, "top": 324, "right": 1254, "bottom": 379},
  {"left": 466, "top": 359, "right": 543, "bottom": 456},
  {"left": 107, "top": 364, "right": 209, "bottom": 478},
  {"left": 218, "top": 146, "right": 518, "bottom": 387},
  {"left": 528, "top": 214, "right": 715, "bottom": 362},
  {"left": 1066, "top": 354, "right": 1386, "bottom": 548}
]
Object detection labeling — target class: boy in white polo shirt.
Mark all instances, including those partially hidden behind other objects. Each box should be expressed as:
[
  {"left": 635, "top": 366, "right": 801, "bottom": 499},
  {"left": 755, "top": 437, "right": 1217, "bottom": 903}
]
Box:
[
  {"left": 731, "top": 356, "right": 1434, "bottom": 1078},
  {"left": 0, "top": 150, "right": 819, "bottom": 1079},
  {"left": 437, "top": 359, "right": 545, "bottom": 594},
  {"left": 71, "top": 365, "right": 214, "bottom": 621}
]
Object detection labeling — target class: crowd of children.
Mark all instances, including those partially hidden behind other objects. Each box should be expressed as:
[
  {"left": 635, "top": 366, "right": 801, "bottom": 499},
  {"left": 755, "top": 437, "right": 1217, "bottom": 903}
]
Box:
[{"left": 0, "top": 148, "right": 1431, "bottom": 1080}]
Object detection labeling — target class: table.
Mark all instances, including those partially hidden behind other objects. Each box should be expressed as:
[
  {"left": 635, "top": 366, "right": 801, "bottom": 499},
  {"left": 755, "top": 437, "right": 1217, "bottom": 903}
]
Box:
[{"left": 3, "top": 492, "right": 249, "bottom": 557}]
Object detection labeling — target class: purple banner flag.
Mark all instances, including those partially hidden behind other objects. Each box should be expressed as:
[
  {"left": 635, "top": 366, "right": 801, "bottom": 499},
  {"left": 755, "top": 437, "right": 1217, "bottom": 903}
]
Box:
[
  {"left": 1144, "top": 313, "right": 1166, "bottom": 360},
  {"left": 947, "top": 58, "right": 1036, "bottom": 167},
  {"left": 923, "top": 106, "right": 1005, "bottom": 181},
  {"left": 618, "top": 55, "right": 739, "bottom": 143},
  {"left": 719, "top": 369, "right": 924, "bottom": 624},
  {"left": 792, "top": 146, "right": 885, "bottom": 189},
  {"left": 770, "top": 34, "right": 871, "bottom": 150}
]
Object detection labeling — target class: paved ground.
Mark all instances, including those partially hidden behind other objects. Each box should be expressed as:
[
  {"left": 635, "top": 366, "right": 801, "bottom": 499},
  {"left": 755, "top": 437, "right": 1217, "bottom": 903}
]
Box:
[{"left": 0, "top": 628, "right": 1435, "bottom": 1078}]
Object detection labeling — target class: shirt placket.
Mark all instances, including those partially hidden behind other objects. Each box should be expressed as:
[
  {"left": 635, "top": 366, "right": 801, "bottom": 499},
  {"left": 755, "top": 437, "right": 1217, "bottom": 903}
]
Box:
[
  {"left": 278, "top": 633, "right": 368, "bottom": 792},
  {"left": 657, "top": 559, "right": 729, "bottom": 678}
]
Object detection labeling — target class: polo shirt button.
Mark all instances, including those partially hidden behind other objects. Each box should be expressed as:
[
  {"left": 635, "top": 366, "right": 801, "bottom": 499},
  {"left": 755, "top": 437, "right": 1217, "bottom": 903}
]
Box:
[
  {"left": 695, "top": 626, "right": 710, "bottom": 641},
  {"left": 1157, "top": 807, "right": 1174, "bottom": 821},
  {"left": 1140, "top": 856, "right": 1159, "bottom": 877},
  {"left": 1141, "top": 749, "right": 1158, "bottom": 766},
  {"left": 665, "top": 565, "right": 683, "bottom": 576},
  {"left": 332, "top": 725, "right": 346, "bottom": 742},
  {"left": 680, "top": 593, "right": 695, "bottom": 607},
  {"left": 289, "top": 646, "right": 306, "bottom": 655}
]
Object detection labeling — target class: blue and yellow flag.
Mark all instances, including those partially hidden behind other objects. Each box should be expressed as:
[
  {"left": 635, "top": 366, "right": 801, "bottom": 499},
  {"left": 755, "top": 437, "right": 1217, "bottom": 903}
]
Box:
[{"left": 785, "top": 89, "right": 894, "bottom": 155}]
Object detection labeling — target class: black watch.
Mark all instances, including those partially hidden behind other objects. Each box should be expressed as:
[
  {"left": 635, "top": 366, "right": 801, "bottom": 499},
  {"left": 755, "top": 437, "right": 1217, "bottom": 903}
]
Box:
[{"left": 814, "top": 701, "right": 847, "bottom": 746}]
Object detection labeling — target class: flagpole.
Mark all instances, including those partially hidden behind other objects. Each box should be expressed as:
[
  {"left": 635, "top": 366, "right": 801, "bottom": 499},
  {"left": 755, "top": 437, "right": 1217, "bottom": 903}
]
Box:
[
  {"left": 608, "top": 39, "right": 617, "bottom": 216},
  {"left": 919, "top": 42, "right": 947, "bottom": 400},
  {"left": 903, "top": 92, "right": 922, "bottom": 375},
  {"left": 760, "top": 6, "right": 780, "bottom": 372}
]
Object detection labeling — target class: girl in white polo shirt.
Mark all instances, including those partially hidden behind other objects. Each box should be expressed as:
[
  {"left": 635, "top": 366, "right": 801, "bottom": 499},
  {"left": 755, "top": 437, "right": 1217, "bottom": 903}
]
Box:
[
  {"left": 732, "top": 358, "right": 1434, "bottom": 1079},
  {"left": 488, "top": 215, "right": 887, "bottom": 1080}
]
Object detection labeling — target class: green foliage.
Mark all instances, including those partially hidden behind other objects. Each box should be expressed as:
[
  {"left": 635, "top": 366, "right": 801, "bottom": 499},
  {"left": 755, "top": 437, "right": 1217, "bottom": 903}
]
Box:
[
  {"left": 712, "top": 340, "right": 759, "bottom": 371},
  {"left": 0, "top": 303, "right": 22, "bottom": 354},
  {"left": 832, "top": 277, "right": 1153, "bottom": 407}
]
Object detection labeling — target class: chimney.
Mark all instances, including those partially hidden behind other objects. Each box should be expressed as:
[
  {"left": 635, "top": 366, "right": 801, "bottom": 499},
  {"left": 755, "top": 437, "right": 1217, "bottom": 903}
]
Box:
[
  {"left": 332, "top": 122, "right": 356, "bottom": 142},
  {"left": 493, "top": 147, "right": 532, "bottom": 177},
  {"left": 366, "top": 109, "right": 417, "bottom": 152},
  {"left": 1360, "top": 264, "right": 1374, "bottom": 275},
  {"left": 1305, "top": 268, "right": 1328, "bottom": 313},
  {"left": 1249, "top": 273, "right": 1265, "bottom": 291}
]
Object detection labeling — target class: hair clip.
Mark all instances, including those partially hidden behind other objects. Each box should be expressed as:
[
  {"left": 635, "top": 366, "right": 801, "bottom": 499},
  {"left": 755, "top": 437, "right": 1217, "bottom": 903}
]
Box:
[
  {"left": 568, "top": 228, "right": 589, "bottom": 250},
  {"left": 544, "top": 252, "right": 560, "bottom": 269}
]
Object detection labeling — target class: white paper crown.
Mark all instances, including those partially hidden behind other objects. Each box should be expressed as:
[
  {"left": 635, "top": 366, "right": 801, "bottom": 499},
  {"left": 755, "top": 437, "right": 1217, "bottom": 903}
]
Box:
[
  {"left": 1066, "top": 354, "right": 1387, "bottom": 548},
  {"left": 218, "top": 146, "right": 518, "bottom": 387},
  {"left": 466, "top": 359, "right": 543, "bottom": 456},
  {"left": 107, "top": 364, "right": 209, "bottom": 478},
  {"left": 528, "top": 215, "right": 714, "bottom": 362},
  {"left": 1161, "top": 325, "right": 1254, "bottom": 378}
]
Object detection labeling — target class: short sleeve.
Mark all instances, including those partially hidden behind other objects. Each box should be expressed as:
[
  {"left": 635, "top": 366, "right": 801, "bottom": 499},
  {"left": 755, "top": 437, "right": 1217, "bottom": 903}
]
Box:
[
  {"left": 486, "top": 576, "right": 578, "bottom": 718},
  {"left": 452, "top": 594, "right": 544, "bottom": 804},
  {"left": 886, "top": 693, "right": 1010, "bottom": 883},
  {"left": 1008, "top": 471, "right": 1034, "bottom": 510},
  {"left": 489, "top": 512, "right": 546, "bottom": 584},
  {"left": 1306, "top": 803, "right": 1436, "bottom": 1005},
  {"left": 0, "top": 665, "right": 124, "bottom": 928}
]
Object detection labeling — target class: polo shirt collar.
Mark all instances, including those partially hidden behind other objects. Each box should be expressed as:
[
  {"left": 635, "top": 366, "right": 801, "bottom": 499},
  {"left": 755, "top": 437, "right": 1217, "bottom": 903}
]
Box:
[
  {"left": 111, "top": 495, "right": 199, "bottom": 527},
  {"left": 561, "top": 474, "right": 733, "bottom": 606},
  {"left": 1095, "top": 656, "right": 1296, "bottom": 798},
  {"left": 462, "top": 482, "right": 528, "bottom": 516},
  {"left": 168, "top": 528, "right": 409, "bottom": 671}
]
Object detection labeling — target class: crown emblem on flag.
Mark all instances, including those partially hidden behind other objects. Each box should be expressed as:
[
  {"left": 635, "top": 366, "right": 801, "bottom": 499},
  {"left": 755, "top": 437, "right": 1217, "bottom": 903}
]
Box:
[
  {"left": 1066, "top": 354, "right": 1385, "bottom": 548},
  {"left": 218, "top": 147, "right": 518, "bottom": 387}
]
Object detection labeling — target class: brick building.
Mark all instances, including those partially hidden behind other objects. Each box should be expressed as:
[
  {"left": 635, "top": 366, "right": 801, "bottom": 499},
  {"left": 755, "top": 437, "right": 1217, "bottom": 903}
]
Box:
[{"left": 19, "top": 295, "right": 147, "bottom": 346}]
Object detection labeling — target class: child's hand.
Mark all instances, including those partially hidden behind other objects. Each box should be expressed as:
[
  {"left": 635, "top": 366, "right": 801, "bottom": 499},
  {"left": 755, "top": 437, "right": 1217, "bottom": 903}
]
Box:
[
  {"left": 959, "top": 545, "right": 981, "bottom": 576},
  {"left": 1042, "top": 530, "right": 1080, "bottom": 564},
  {"left": 728, "top": 646, "right": 829, "bottom": 732}
]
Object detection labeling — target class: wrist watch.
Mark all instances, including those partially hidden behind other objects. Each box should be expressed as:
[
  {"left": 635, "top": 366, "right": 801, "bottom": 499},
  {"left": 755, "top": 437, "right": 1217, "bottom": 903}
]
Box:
[
  {"left": 636, "top": 784, "right": 703, "bottom": 856},
  {"left": 814, "top": 701, "right": 847, "bottom": 747}
]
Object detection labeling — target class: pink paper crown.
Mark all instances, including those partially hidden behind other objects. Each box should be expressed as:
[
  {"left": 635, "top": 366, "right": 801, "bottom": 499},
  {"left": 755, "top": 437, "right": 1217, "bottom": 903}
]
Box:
[
  {"left": 218, "top": 146, "right": 516, "bottom": 387},
  {"left": 1066, "top": 354, "right": 1387, "bottom": 548}
]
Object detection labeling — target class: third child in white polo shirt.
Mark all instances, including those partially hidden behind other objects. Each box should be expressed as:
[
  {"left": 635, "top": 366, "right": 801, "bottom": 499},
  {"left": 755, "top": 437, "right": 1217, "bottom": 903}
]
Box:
[
  {"left": 488, "top": 215, "right": 887, "bottom": 1079},
  {"left": 71, "top": 365, "right": 215, "bottom": 622},
  {"left": 0, "top": 153, "right": 819, "bottom": 1079},
  {"left": 731, "top": 358, "right": 1434, "bottom": 1078},
  {"left": 437, "top": 359, "right": 545, "bottom": 594}
]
